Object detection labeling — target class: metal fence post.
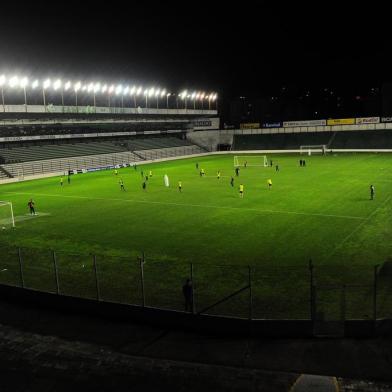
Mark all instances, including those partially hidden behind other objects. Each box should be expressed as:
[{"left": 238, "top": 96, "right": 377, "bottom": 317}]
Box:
[
  {"left": 17, "top": 248, "right": 25, "bottom": 288},
  {"left": 190, "top": 263, "right": 195, "bottom": 314},
  {"left": 248, "top": 266, "right": 252, "bottom": 321},
  {"left": 140, "top": 251, "right": 146, "bottom": 307},
  {"left": 52, "top": 250, "right": 60, "bottom": 294},
  {"left": 373, "top": 264, "right": 379, "bottom": 321},
  {"left": 309, "top": 259, "right": 314, "bottom": 321},
  {"left": 92, "top": 254, "right": 100, "bottom": 300}
]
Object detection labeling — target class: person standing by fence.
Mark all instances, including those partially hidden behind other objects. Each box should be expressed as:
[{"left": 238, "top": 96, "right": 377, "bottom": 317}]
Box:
[{"left": 182, "top": 279, "right": 193, "bottom": 312}]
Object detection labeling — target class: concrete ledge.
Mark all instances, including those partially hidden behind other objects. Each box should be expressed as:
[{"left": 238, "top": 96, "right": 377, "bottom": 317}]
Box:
[{"left": 0, "top": 283, "right": 386, "bottom": 338}]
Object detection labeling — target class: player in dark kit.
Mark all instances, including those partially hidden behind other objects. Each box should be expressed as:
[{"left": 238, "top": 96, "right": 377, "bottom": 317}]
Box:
[
  {"left": 230, "top": 177, "right": 234, "bottom": 187},
  {"left": 119, "top": 179, "right": 126, "bottom": 191},
  {"left": 235, "top": 167, "right": 240, "bottom": 176},
  {"left": 370, "top": 185, "right": 375, "bottom": 200},
  {"left": 27, "top": 199, "right": 36, "bottom": 215},
  {"left": 196, "top": 162, "right": 199, "bottom": 170},
  {"left": 275, "top": 165, "right": 279, "bottom": 172},
  {"left": 142, "top": 182, "right": 146, "bottom": 191}
]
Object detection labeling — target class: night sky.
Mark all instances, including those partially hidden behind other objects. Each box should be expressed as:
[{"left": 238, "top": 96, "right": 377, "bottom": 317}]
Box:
[{"left": 0, "top": 2, "right": 390, "bottom": 100}]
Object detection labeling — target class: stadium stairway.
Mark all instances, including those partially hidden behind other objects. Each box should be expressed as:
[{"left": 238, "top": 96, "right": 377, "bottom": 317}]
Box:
[{"left": 0, "top": 165, "right": 13, "bottom": 179}]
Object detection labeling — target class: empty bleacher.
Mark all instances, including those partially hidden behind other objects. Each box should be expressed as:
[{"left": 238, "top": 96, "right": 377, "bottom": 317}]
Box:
[
  {"left": 0, "top": 142, "right": 127, "bottom": 164},
  {"left": 1, "top": 151, "right": 143, "bottom": 178},
  {"left": 119, "top": 136, "right": 194, "bottom": 151}
]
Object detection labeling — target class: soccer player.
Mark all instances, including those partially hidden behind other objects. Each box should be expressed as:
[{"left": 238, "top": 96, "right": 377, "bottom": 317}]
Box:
[
  {"left": 217, "top": 170, "right": 221, "bottom": 179},
  {"left": 201, "top": 168, "right": 205, "bottom": 176},
  {"left": 68, "top": 175, "right": 71, "bottom": 184},
  {"left": 370, "top": 185, "right": 375, "bottom": 200},
  {"left": 244, "top": 160, "right": 247, "bottom": 168},
  {"left": 27, "top": 199, "right": 36, "bottom": 215},
  {"left": 60, "top": 177, "right": 63, "bottom": 186},
  {"left": 134, "top": 164, "right": 137, "bottom": 170},
  {"left": 142, "top": 181, "right": 146, "bottom": 191},
  {"left": 178, "top": 181, "right": 182, "bottom": 192},
  {"left": 119, "top": 178, "right": 126, "bottom": 191},
  {"left": 149, "top": 170, "right": 153, "bottom": 177},
  {"left": 230, "top": 177, "right": 234, "bottom": 187},
  {"left": 275, "top": 164, "right": 279, "bottom": 172},
  {"left": 303, "top": 160, "right": 306, "bottom": 167},
  {"left": 268, "top": 179, "right": 272, "bottom": 189},
  {"left": 270, "top": 159, "right": 273, "bottom": 167},
  {"left": 145, "top": 175, "right": 149, "bottom": 182},
  {"left": 141, "top": 170, "right": 144, "bottom": 178},
  {"left": 114, "top": 169, "right": 118, "bottom": 176},
  {"left": 239, "top": 183, "right": 244, "bottom": 198},
  {"left": 196, "top": 162, "right": 199, "bottom": 170},
  {"left": 235, "top": 167, "right": 240, "bottom": 177}
]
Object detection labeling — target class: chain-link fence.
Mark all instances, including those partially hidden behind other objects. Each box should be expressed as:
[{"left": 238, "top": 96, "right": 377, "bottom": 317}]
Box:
[{"left": 0, "top": 244, "right": 391, "bottom": 321}]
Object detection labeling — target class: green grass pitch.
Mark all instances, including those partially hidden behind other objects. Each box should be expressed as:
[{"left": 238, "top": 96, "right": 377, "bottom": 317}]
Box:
[{"left": 0, "top": 153, "right": 391, "bottom": 319}]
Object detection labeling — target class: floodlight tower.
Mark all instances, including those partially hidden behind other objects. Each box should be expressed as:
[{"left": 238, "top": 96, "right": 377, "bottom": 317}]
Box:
[
  {"left": 166, "top": 92, "right": 170, "bottom": 109},
  {"left": 20, "top": 77, "right": 29, "bottom": 110},
  {"left": 93, "top": 83, "right": 100, "bottom": 110},
  {"left": 74, "top": 81, "right": 81, "bottom": 112},
  {"left": 53, "top": 79, "right": 63, "bottom": 109},
  {"left": 108, "top": 85, "right": 115, "bottom": 108},
  {"left": 42, "top": 79, "right": 51, "bottom": 111},
  {"left": 0, "top": 75, "right": 5, "bottom": 111},
  {"left": 155, "top": 89, "right": 160, "bottom": 108}
]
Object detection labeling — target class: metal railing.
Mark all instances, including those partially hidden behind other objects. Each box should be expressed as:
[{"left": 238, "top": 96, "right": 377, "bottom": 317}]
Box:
[{"left": 0, "top": 244, "right": 390, "bottom": 321}]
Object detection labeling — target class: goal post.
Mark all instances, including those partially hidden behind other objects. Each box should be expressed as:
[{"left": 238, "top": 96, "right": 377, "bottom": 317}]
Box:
[
  {"left": 0, "top": 201, "right": 15, "bottom": 228},
  {"left": 299, "top": 145, "right": 327, "bottom": 156},
  {"left": 234, "top": 155, "right": 268, "bottom": 167}
]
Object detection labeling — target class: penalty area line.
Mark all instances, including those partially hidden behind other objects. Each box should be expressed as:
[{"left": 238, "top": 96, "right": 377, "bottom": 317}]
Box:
[{"left": 2, "top": 191, "right": 366, "bottom": 221}]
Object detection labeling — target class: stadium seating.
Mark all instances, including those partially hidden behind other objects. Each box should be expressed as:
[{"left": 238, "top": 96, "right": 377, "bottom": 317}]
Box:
[
  {"left": 1, "top": 151, "right": 144, "bottom": 178},
  {"left": 233, "top": 130, "right": 392, "bottom": 150},
  {"left": 0, "top": 142, "right": 127, "bottom": 164}
]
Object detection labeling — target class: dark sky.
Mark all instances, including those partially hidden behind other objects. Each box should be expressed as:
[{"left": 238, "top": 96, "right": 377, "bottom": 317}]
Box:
[{"left": 0, "top": 1, "right": 389, "bottom": 99}]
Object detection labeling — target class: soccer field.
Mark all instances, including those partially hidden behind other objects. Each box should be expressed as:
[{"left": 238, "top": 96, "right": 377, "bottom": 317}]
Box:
[{"left": 1, "top": 153, "right": 392, "bottom": 318}]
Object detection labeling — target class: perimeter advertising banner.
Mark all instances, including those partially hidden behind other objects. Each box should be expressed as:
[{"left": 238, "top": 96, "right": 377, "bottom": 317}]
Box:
[
  {"left": 262, "top": 122, "right": 282, "bottom": 128},
  {"left": 283, "top": 120, "right": 326, "bottom": 127},
  {"left": 327, "top": 118, "right": 355, "bottom": 126},
  {"left": 240, "top": 123, "right": 260, "bottom": 129},
  {"left": 381, "top": 117, "right": 392, "bottom": 123},
  {"left": 355, "top": 117, "right": 380, "bottom": 124}
]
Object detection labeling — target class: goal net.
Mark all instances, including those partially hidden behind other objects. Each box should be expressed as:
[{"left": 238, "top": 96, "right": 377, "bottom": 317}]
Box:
[
  {"left": 299, "top": 145, "right": 327, "bottom": 156},
  {"left": 234, "top": 155, "right": 268, "bottom": 167},
  {"left": 0, "top": 201, "right": 15, "bottom": 229}
]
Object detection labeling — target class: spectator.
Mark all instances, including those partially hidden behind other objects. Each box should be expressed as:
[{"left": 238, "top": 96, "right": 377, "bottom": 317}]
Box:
[{"left": 182, "top": 279, "right": 193, "bottom": 312}]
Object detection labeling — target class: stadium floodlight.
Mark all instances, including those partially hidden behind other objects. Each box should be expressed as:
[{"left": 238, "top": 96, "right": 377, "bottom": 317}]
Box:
[
  {"left": 191, "top": 92, "right": 196, "bottom": 99},
  {"left": 32, "top": 80, "right": 39, "bottom": 89},
  {"left": 0, "top": 75, "right": 5, "bottom": 86},
  {"left": 87, "top": 83, "right": 94, "bottom": 92},
  {"left": 81, "top": 85, "right": 87, "bottom": 91},
  {"left": 148, "top": 87, "right": 155, "bottom": 97},
  {"left": 64, "top": 81, "right": 71, "bottom": 91},
  {"left": 155, "top": 89, "right": 160, "bottom": 97},
  {"left": 115, "top": 84, "right": 123, "bottom": 95},
  {"left": 123, "top": 86, "right": 129, "bottom": 95},
  {"left": 196, "top": 93, "right": 200, "bottom": 99},
  {"left": 93, "top": 83, "right": 101, "bottom": 93},
  {"left": 144, "top": 89, "right": 149, "bottom": 107},
  {"left": 161, "top": 89, "right": 166, "bottom": 98},
  {"left": 20, "top": 77, "right": 28, "bottom": 88},
  {"left": 53, "top": 79, "right": 62, "bottom": 90},
  {"left": 130, "top": 86, "right": 136, "bottom": 95},
  {"left": 9, "top": 76, "right": 19, "bottom": 88},
  {"left": 101, "top": 84, "right": 107, "bottom": 93},
  {"left": 108, "top": 85, "right": 115, "bottom": 94},
  {"left": 43, "top": 79, "right": 51, "bottom": 89},
  {"left": 166, "top": 92, "right": 170, "bottom": 108},
  {"left": 137, "top": 86, "right": 142, "bottom": 95}
]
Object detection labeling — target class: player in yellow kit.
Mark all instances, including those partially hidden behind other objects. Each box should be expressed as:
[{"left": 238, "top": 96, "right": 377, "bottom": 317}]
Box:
[
  {"left": 239, "top": 183, "right": 244, "bottom": 198},
  {"left": 268, "top": 179, "right": 272, "bottom": 189}
]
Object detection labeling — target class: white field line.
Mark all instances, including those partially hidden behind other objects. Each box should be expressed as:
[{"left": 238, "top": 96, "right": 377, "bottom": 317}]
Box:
[
  {"left": 325, "top": 195, "right": 391, "bottom": 261},
  {"left": 2, "top": 191, "right": 365, "bottom": 221}
]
